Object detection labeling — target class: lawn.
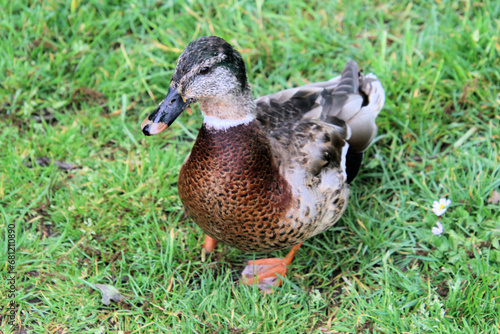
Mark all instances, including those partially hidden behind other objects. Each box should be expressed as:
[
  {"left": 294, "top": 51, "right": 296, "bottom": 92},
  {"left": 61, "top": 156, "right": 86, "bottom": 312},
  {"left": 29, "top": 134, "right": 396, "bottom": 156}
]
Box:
[{"left": 1, "top": 0, "right": 500, "bottom": 333}]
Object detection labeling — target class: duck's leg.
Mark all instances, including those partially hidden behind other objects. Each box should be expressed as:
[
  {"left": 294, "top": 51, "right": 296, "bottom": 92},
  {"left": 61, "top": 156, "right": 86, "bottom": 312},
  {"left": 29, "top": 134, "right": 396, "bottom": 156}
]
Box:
[
  {"left": 203, "top": 235, "right": 219, "bottom": 253},
  {"left": 241, "top": 243, "right": 303, "bottom": 293}
]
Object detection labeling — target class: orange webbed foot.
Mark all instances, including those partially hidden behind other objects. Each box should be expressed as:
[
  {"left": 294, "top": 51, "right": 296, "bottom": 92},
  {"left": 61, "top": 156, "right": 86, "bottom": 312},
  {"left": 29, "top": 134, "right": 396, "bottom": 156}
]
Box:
[
  {"left": 241, "top": 243, "right": 302, "bottom": 293},
  {"left": 203, "top": 235, "right": 219, "bottom": 253}
]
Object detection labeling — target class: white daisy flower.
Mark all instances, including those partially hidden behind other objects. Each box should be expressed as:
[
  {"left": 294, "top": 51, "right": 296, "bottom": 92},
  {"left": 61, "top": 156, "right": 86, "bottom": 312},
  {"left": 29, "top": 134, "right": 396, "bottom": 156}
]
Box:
[
  {"left": 431, "top": 198, "right": 451, "bottom": 216},
  {"left": 432, "top": 221, "right": 444, "bottom": 235}
]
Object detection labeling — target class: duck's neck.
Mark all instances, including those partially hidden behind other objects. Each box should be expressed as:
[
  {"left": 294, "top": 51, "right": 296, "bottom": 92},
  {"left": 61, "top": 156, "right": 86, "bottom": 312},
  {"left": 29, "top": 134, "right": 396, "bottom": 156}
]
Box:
[
  {"left": 203, "top": 114, "right": 255, "bottom": 131},
  {"left": 199, "top": 88, "right": 256, "bottom": 125}
]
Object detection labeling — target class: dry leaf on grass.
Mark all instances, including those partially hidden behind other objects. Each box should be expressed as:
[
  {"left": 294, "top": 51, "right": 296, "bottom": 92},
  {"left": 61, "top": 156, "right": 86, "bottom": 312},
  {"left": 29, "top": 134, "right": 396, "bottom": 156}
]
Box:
[
  {"left": 93, "top": 284, "right": 124, "bottom": 305},
  {"left": 23, "top": 157, "right": 77, "bottom": 170}
]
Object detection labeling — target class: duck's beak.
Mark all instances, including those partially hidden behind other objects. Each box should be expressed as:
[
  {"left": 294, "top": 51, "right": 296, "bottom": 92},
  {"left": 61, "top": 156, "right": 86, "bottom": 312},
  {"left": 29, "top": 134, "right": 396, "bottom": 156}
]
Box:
[{"left": 141, "top": 88, "right": 191, "bottom": 136}]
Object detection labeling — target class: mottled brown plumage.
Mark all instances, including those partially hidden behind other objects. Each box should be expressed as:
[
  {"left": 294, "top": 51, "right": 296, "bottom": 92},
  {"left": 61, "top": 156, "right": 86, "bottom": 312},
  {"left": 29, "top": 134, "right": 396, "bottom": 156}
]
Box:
[
  {"left": 178, "top": 121, "right": 293, "bottom": 252},
  {"left": 141, "top": 36, "right": 385, "bottom": 292}
]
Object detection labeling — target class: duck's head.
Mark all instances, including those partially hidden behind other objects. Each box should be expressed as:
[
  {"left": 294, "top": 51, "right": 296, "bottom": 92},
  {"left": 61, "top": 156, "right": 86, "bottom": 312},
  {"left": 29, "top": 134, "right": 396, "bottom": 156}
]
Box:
[{"left": 142, "top": 36, "right": 254, "bottom": 136}]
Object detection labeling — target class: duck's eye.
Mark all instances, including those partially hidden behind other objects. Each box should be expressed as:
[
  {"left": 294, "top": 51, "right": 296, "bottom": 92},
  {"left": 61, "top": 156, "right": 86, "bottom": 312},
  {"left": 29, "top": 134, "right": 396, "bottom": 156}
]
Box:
[{"left": 199, "top": 67, "right": 210, "bottom": 75}]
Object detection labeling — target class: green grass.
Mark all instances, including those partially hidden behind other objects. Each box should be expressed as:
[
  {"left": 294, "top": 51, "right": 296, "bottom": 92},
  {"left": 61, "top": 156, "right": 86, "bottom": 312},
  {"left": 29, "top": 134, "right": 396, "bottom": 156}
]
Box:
[{"left": 1, "top": 0, "right": 500, "bottom": 332}]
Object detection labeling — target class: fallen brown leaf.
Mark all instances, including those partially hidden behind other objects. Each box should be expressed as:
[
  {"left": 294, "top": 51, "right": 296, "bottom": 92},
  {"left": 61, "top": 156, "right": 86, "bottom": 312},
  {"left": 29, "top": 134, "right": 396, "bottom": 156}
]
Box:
[{"left": 24, "top": 157, "right": 78, "bottom": 170}]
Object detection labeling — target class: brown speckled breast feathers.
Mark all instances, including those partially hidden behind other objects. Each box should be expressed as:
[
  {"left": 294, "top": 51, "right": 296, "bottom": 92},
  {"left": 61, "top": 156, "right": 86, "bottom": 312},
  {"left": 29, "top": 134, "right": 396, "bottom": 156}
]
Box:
[{"left": 178, "top": 121, "right": 294, "bottom": 252}]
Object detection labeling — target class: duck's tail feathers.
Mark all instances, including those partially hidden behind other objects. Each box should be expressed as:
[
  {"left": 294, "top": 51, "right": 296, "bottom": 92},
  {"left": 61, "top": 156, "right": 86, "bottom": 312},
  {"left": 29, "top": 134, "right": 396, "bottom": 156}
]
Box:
[{"left": 322, "top": 60, "right": 385, "bottom": 154}]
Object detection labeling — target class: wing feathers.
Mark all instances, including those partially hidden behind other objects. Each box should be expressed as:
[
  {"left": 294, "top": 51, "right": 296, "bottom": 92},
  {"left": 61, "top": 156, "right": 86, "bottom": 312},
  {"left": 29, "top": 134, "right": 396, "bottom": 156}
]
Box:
[{"left": 255, "top": 60, "right": 385, "bottom": 182}]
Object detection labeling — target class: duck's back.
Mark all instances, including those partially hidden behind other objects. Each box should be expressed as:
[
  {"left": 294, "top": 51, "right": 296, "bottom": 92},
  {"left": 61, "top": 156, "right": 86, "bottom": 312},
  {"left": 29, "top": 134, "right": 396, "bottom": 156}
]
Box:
[{"left": 255, "top": 60, "right": 385, "bottom": 184}]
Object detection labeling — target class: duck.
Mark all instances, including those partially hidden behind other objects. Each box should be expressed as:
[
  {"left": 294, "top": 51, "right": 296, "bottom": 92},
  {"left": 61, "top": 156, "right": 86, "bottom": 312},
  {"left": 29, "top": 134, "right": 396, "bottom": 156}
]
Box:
[{"left": 141, "top": 36, "right": 385, "bottom": 292}]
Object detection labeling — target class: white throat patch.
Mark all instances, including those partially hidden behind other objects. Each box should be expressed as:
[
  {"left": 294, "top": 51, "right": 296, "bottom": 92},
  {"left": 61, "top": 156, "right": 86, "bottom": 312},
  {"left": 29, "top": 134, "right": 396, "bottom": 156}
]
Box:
[{"left": 203, "top": 114, "right": 255, "bottom": 130}]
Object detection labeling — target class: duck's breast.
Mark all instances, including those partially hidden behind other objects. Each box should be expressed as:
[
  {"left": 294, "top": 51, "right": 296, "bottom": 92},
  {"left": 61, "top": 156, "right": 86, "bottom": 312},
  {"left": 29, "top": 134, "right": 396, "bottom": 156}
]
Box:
[{"left": 178, "top": 121, "right": 295, "bottom": 252}]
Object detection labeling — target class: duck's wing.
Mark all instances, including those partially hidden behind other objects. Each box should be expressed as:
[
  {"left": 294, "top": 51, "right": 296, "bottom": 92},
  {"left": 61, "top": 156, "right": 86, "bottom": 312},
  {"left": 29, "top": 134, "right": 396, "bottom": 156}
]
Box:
[{"left": 255, "top": 60, "right": 385, "bottom": 182}]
